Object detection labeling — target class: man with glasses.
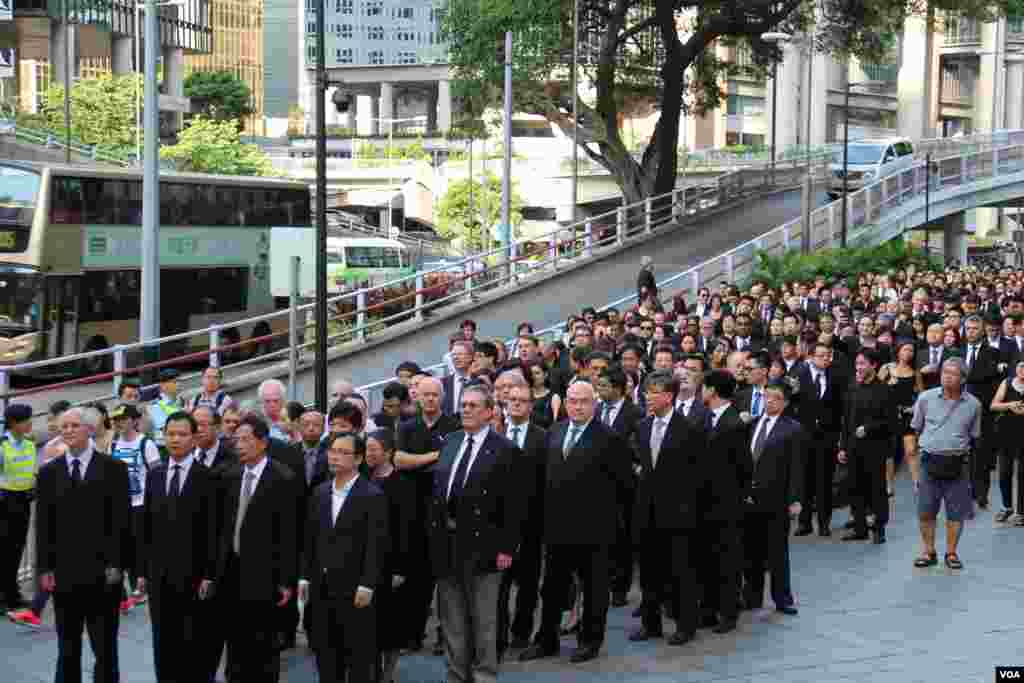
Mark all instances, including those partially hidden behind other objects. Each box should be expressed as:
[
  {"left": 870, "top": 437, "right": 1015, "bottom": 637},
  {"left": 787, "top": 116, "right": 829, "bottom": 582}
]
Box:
[
  {"left": 442, "top": 341, "right": 474, "bottom": 416},
  {"left": 736, "top": 351, "right": 771, "bottom": 427},
  {"left": 521, "top": 381, "right": 631, "bottom": 664}
]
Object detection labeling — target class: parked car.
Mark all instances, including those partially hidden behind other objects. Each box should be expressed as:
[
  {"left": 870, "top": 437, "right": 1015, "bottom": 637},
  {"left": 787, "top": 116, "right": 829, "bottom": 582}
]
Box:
[{"left": 828, "top": 137, "right": 915, "bottom": 198}]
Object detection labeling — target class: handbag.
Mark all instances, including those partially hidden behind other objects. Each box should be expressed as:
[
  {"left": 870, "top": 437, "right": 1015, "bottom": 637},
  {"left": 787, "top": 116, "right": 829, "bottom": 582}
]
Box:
[{"left": 923, "top": 398, "right": 969, "bottom": 481}]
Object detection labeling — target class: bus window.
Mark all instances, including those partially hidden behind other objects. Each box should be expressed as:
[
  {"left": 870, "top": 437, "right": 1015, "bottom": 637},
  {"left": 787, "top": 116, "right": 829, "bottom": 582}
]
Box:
[
  {"left": 327, "top": 250, "right": 344, "bottom": 264},
  {"left": 345, "top": 246, "right": 403, "bottom": 268},
  {"left": 50, "top": 176, "right": 85, "bottom": 224},
  {"left": 0, "top": 165, "right": 41, "bottom": 210}
]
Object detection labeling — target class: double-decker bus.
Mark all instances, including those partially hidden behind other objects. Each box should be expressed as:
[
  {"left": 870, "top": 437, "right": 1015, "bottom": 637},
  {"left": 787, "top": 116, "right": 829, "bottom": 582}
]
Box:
[
  {"left": 0, "top": 161, "right": 311, "bottom": 376},
  {"left": 326, "top": 236, "right": 413, "bottom": 290}
]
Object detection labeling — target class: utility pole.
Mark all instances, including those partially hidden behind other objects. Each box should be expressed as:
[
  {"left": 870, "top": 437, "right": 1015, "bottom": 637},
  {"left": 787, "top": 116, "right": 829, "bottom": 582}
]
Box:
[
  {"left": 140, "top": 0, "right": 161, "bottom": 366},
  {"left": 501, "top": 31, "right": 512, "bottom": 279},
  {"left": 314, "top": 0, "right": 328, "bottom": 412}
]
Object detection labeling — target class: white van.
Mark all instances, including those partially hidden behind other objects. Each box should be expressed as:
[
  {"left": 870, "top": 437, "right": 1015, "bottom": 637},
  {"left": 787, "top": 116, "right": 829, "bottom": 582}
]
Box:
[{"left": 828, "top": 137, "right": 915, "bottom": 198}]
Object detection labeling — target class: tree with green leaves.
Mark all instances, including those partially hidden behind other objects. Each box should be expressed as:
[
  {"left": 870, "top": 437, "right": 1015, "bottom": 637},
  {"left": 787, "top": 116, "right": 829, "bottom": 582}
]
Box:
[
  {"left": 183, "top": 70, "right": 255, "bottom": 123},
  {"left": 443, "top": 0, "right": 1023, "bottom": 206},
  {"left": 160, "top": 116, "right": 275, "bottom": 176},
  {"left": 436, "top": 172, "right": 524, "bottom": 252},
  {"left": 42, "top": 73, "right": 141, "bottom": 150}
]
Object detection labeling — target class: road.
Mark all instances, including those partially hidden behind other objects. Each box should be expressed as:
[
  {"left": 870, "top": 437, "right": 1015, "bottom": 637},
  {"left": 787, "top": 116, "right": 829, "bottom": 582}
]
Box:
[
  {"left": 3, "top": 473, "right": 1018, "bottom": 683},
  {"left": 13, "top": 187, "right": 830, "bottom": 415}
]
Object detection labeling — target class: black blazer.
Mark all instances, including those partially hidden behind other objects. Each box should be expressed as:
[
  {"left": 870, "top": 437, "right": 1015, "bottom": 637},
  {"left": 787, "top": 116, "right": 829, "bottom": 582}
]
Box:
[
  {"left": 441, "top": 374, "right": 469, "bottom": 416},
  {"left": 217, "top": 458, "right": 298, "bottom": 602},
  {"left": 513, "top": 423, "right": 547, "bottom": 542},
  {"left": 795, "top": 364, "right": 843, "bottom": 434},
  {"left": 428, "top": 430, "right": 523, "bottom": 576},
  {"left": 632, "top": 411, "right": 707, "bottom": 535},
  {"left": 543, "top": 420, "right": 632, "bottom": 546},
  {"left": 676, "top": 396, "right": 709, "bottom": 429},
  {"left": 838, "top": 380, "right": 895, "bottom": 459},
  {"left": 140, "top": 460, "right": 218, "bottom": 592},
  {"left": 701, "top": 406, "right": 752, "bottom": 523},
  {"left": 961, "top": 343, "right": 1002, "bottom": 409},
  {"left": 603, "top": 399, "right": 644, "bottom": 443},
  {"left": 35, "top": 452, "right": 131, "bottom": 593},
  {"left": 195, "top": 439, "right": 238, "bottom": 475},
  {"left": 744, "top": 415, "right": 804, "bottom": 515}
]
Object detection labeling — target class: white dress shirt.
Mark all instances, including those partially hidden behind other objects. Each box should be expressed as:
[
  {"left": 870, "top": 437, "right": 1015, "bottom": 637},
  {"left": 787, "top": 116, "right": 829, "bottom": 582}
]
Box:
[
  {"left": 66, "top": 443, "right": 95, "bottom": 479},
  {"left": 562, "top": 420, "right": 591, "bottom": 455},
  {"left": 331, "top": 474, "right": 359, "bottom": 524},
  {"left": 710, "top": 403, "right": 730, "bottom": 429},
  {"left": 676, "top": 396, "right": 695, "bottom": 416},
  {"left": 241, "top": 456, "right": 269, "bottom": 498},
  {"left": 751, "top": 415, "right": 779, "bottom": 455},
  {"left": 166, "top": 454, "right": 195, "bottom": 494},
  {"left": 602, "top": 399, "right": 624, "bottom": 426},
  {"left": 506, "top": 421, "right": 528, "bottom": 449},
  {"left": 446, "top": 427, "right": 490, "bottom": 498},
  {"left": 194, "top": 439, "right": 223, "bottom": 469}
]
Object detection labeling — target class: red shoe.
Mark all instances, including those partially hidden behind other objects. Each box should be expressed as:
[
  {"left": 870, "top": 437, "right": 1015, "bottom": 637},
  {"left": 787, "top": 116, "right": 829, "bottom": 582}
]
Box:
[
  {"left": 119, "top": 598, "right": 136, "bottom": 613},
  {"left": 7, "top": 609, "right": 42, "bottom": 629}
]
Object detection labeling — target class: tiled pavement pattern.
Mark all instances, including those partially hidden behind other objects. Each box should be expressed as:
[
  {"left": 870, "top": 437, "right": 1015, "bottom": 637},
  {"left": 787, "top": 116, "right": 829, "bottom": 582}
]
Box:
[{"left": 5, "top": 472, "right": 1024, "bottom": 683}]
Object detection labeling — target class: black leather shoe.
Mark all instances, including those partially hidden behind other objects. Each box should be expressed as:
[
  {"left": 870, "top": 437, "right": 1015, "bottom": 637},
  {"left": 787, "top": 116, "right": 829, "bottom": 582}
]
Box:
[
  {"left": 519, "top": 642, "right": 559, "bottom": 661},
  {"left": 776, "top": 605, "right": 798, "bottom": 615},
  {"left": 667, "top": 630, "right": 695, "bottom": 646},
  {"left": 794, "top": 524, "right": 813, "bottom": 536},
  {"left": 509, "top": 636, "right": 530, "bottom": 650},
  {"left": 712, "top": 619, "right": 737, "bottom": 634},
  {"left": 631, "top": 605, "right": 643, "bottom": 618},
  {"left": 569, "top": 643, "right": 601, "bottom": 663},
  {"left": 699, "top": 613, "right": 719, "bottom": 629},
  {"left": 628, "top": 627, "right": 663, "bottom": 641},
  {"left": 872, "top": 527, "right": 886, "bottom": 544},
  {"left": 611, "top": 592, "right": 628, "bottom": 607},
  {"left": 818, "top": 527, "right": 831, "bottom": 537},
  {"left": 432, "top": 641, "right": 445, "bottom": 656},
  {"left": 843, "top": 519, "right": 857, "bottom": 530},
  {"left": 842, "top": 530, "right": 869, "bottom": 541}
]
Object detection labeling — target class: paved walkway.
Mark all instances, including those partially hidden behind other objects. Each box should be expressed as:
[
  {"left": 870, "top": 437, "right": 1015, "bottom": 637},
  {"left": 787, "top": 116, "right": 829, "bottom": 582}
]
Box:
[{"left": 5, "top": 472, "right": 1023, "bottom": 682}]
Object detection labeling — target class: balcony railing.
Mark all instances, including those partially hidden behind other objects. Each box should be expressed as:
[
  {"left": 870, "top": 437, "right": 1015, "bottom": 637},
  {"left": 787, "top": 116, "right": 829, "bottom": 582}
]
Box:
[
  {"left": 860, "top": 63, "right": 898, "bottom": 83},
  {"left": 944, "top": 16, "right": 981, "bottom": 45},
  {"left": 941, "top": 71, "right": 975, "bottom": 103}
]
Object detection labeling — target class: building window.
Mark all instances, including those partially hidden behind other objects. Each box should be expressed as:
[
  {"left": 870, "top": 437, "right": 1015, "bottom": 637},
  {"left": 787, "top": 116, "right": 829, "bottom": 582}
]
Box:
[
  {"left": 368, "top": 25, "right": 384, "bottom": 39},
  {"left": 337, "top": 0, "right": 353, "bottom": 14},
  {"left": 335, "top": 23, "right": 353, "bottom": 38},
  {"left": 395, "top": 30, "right": 414, "bottom": 41},
  {"left": 364, "top": 0, "right": 382, "bottom": 17},
  {"left": 368, "top": 50, "right": 385, "bottom": 65},
  {"left": 396, "top": 51, "right": 417, "bottom": 65},
  {"left": 395, "top": 6, "right": 413, "bottom": 19},
  {"left": 337, "top": 48, "right": 353, "bottom": 64}
]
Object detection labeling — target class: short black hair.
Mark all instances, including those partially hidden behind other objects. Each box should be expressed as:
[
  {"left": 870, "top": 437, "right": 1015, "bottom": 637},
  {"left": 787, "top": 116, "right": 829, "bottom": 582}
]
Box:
[
  {"left": 600, "top": 366, "right": 627, "bottom": 393},
  {"left": 287, "top": 401, "right": 305, "bottom": 423},
  {"left": 857, "top": 348, "right": 883, "bottom": 368},
  {"left": 703, "top": 370, "right": 736, "bottom": 400},
  {"left": 165, "top": 411, "right": 198, "bottom": 434},
  {"left": 367, "top": 428, "right": 396, "bottom": 453},
  {"left": 382, "top": 381, "right": 410, "bottom": 403},
  {"left": 326, "top": 431, "right": 366, "bottom": 459},
  {"left": 644, "top": 370, "right": 677, "bottom": 399},
  {"left": 765, "top": 379, "right": 793, "bottom": 401},
  {"left": 48, "top": 400, "right": 72, "bottom": 417},
  {"left": 239, "top": 414, "right": 270, "bottom": 441},
  {"left": 475, "top": 341, "right": 499, "bottom": 362},
  {"left": 586, "top": 351, "right": 612, "bottom": 366},
  {"left": 329, "top": 402, "right": 364, "bottom": 430},
  {"left": 396, "top": 361, "right": 421, "bottom": 376},
  {"left": 118, "top": 380, "right": 141, "bottom": 398}
]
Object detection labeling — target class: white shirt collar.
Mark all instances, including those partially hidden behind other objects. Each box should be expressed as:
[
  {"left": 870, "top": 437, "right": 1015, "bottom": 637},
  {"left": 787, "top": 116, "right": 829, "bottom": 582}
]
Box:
[
  {"left": 167, "top": 453, "right": 195, "bottom": 491},
  {"left": 66, "top": 442, "right": 95, "bottom": 476},
  {"left": 332, "top": 473, "right": 359, "bottom": 498},
  {"left": 243, "top": 455, "right": 269, "bottom": 485},
  {"left": 712, "top": 403, "right": 730, "bottom": 420}
]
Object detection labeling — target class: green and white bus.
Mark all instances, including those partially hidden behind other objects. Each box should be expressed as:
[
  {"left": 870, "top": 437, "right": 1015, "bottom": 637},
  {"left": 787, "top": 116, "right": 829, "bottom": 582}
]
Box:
[
  {"left": 326, "top": 236, "right": 414, "bottom": 291},
  {"left": 0, "top": 160, "right": 311, "bottom": 375}
]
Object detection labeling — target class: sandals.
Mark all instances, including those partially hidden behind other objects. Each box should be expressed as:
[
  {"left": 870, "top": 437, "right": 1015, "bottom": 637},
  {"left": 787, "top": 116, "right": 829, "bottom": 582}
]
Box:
[
  {"left": 944, "top": 553, "right": 963, "bottom": 570},
  {"left": 913, "top": 552, "right": 938, "bottom": 568}
]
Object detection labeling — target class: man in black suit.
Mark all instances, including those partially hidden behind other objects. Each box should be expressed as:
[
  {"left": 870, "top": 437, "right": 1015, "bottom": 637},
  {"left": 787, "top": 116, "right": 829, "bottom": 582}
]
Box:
[
  {"left": 216, "top": 415, "right": 297, "bottom": 683},
  {"left": 595, "top": 366, "right": 644, "bottom": 606},
  {"left": 675, "top": 354, "right": 710, "bottom": 427},
  {"left": 697, "top": 370, "right": 750, "bottom": 634},
  {"left": 734, "top": 351, "right": 772, "bottom": 423},
  {"left": 189, "top": 405, "right": 238, "bottom": 681},
  {"left": 299, "top": 431, "right": 388, "bottom": 683},
  {"left": 139, "top": 411, "right": 218, "bottom": 683},
  {"left": 35, "top": 407, "right": 131, "bottom": 683},
  {"left": 430, "top": 385, "right": 522, "bottom": 682},
  {"left": 497, "top": 382, "right": 546, "bottom": 654},
  {"left": 837, "top": 349, "right": 896, "bottom": 543},
  {"left": 962, "top": 314, "right": 1003, "bottom": 507},
  {"left": 915, "top": 323, "right": 952, "bottom": 391},
  {"left": 441, "top": 340, "right": 474, "bottom": 416},
  {"left": 794, "top": 343, "right": 844, "bottom": 537},
  {"left": 520, "top": 380, "right": 632, "bottom": 664},
  {"left": 742, "top": 381, "right": 803, "bottom": 615},
  {"left": 732, "top": 315, "right": 763, "bottom": 354},
  {"left": 629, "top": 370, "right": 707, "bottom": 647}
]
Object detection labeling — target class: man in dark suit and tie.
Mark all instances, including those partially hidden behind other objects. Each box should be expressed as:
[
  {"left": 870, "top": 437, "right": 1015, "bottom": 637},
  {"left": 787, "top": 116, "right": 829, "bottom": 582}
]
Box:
[
  {"left": 794, "top": 343, "right": 844, "bottom": 537},
  {"left": 675, "top": 354, "right": 709, "bottom": 427},
  {"left": 520, "top": 380, "right": 632, "bottom": 664},
  {"left": 442, "top": 340, "right": 474, "bottom": 416},
  {"left": 139, "top": 411, "right": 218, "bottom": 683},
  {"left": 734, "top": 351, "right": 771, "bottom": 424},
  {"left": 299, "top": 431, "right": 388, "bottom": 683},
  {"left": 697, "top": 370, "right": 750, "bottom": 634},
  {"left": 497, "top": 382, "right": 546, "bottom": 654},
  {"left": 35, "top": 407, "right": 131, "bottom": 683},
  {"left": 191, "top": 406, "right": 239, "bottom": 474},
  {"left": 216, "top": 415, "right": 297, "bottom": 683},
  {"left": 629, "top": 371, "right": 707, "bottom": 646},
  {"left": 742, "top": 381, "right": 803, "bottom": 615},
  {"left": 961, "top": 314, "right": 1003, "bottom": 507},
  {"left": 430, "top": 385, "right": 522, "bottom": 681},
  {"left": 915, "top": 323, "right": 954, "bottom": 391},
  {"left": 595, "top": 366, "right": 643, "bottom": 606}
]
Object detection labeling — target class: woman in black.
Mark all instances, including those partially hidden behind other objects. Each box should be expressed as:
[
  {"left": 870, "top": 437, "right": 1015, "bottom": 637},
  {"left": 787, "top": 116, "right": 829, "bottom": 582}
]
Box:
[
  {"left": 528, "top": 361, "right": 562, "bottom": 429},
  {"left": 879, "top": 340, "right": 921, "bottom": 489},
  {"left": 990, "top": 361, "right": 1024, "bottom": 525},
  {"left": 365, "top": 429, "right": 417, "bottom": 682}
]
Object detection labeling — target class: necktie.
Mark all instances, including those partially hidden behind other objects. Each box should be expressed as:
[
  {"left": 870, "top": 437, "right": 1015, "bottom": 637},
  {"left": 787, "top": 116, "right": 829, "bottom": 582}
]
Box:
[
  {"left": 651, "top": 419, "right": 666, "bottom": 468},
  {"left": 817, "top": 372, "right": 826, "bottom": 399},
  {"left": 967, "top": 345, "right": 976, "bottom": 370},
  {"left": 931, "top": 347, "right": 939, "bottom": 366},
  {"left": 706, "top": 411, "right": 715, "bottom": 431},
  {"left": 447, "top": 434, "right": 476, "bottom": 518},
  {"left": 168, "top": 464, "right": 181, "bottom": 498},
  {"left": 602, "top": 402, "right": 612, "bottom": 425},
  {"left": 70, "top": 458, "right": 81, "bottom": 487},
  {"left": 752, "top": 417, "right": 769, "bottom": 463},
  {"left": 509, "top": 426, "right": 521, "bottom": 446},
  {"left": 564, "top": 425, "right": 581, "bottom": 459},
  {"left": 233, "top": 470, "right": 256, "bottom": 555},
  {"left": 751, "top": 390, "right": 762, "bottom": 417}
]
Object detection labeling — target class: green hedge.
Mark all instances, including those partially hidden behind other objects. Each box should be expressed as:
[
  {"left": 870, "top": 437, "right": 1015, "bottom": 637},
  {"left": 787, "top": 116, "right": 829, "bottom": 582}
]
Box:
[{"left": 748, "top": 241, "right": 941, "bottom": 289}]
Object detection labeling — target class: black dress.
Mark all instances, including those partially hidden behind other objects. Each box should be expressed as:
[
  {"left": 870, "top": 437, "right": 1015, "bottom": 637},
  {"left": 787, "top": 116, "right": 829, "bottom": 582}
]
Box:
[
  {"left": 889, "top": 374, "right": 918, "bottom": 436},
  {"left": 531, "top": 392, "right": 556, "bottom": 430},
  {"left": 373, "top": 470, "right": 417, "bottom": 652},
  {"left": 998, "top": 382, "right": 1024, "bottom": 456}
]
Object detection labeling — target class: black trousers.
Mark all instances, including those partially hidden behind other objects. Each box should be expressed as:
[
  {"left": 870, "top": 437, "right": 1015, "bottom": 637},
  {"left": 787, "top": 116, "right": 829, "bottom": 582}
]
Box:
[
  {"left": 197, "top": 579, "right": 227, "bottom": 683},
  {"left": 972, "top": 410, "right": 996, "bottom": 504},
  {"left": 798, "top": 430, "right": 838, "bottom": 529},
  {"left": 536, "top": 544, "right": 610, "bottom": 647},
  {"left": 742, "top": 512, "right": 793, "bottom": 610},
  {"left": 150, "top": 577, "right": 200, "bottom": 683},
  {"left": 496, "top": 539, "right": 542, "bottom": 652},
  {"left": 696, "top": 522, "right": 741, "bottom": 623},
  {"left": 396, "top": 545, "right": 436, "bottom": 646},
  {"left": 313, "top": 594, "right": 377, "bottom": 683},
  {"left": 53, "top": 584, "right": 121, "bottom": 683},
  {"left": 611, "top": 485, "right": 636, "bottom": 596},
  {"left": 849, "top": 450, "right": 889, "bottom": 532},
  {"left": 0, "top": 490, "right": 31, "bottom": 600},
  {"left": 637, "top": 530, "right": 697, "bottom": 636},
  {"left": 222, "top": 557, "right": 281, "bottom": 683}
]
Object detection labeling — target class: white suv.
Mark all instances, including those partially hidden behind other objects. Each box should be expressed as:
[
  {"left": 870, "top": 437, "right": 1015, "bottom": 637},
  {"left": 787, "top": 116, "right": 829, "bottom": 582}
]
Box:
[{"left": 828, "top": 137, "right": 915, "bottom": 198}]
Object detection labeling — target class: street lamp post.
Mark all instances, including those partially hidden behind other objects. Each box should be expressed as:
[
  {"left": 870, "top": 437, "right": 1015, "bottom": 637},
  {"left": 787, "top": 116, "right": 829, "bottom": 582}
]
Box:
[
  {"left": 136, "top": 0, "right": 186, "bottom": 164},
  {"left": 761, "top": 32, "right": 791, "bottom": 185}
]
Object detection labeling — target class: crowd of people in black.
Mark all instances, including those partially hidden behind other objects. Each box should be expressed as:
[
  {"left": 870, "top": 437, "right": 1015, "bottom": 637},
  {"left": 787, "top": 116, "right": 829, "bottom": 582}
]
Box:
[{"left": 0, "top": 257, "right": 1017, "bottom": 683}]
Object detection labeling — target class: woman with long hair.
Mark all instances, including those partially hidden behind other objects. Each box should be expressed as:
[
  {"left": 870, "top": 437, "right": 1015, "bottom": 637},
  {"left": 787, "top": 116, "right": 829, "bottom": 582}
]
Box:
[
  {"left": 990, "top": 361, "right": 1024, "bottom": 525},
  {"left": 527, "top": 362, "right": 561, "bottom": 429},
  {"left": 878, "top": 340, "right": 922, "bottom": 493}
]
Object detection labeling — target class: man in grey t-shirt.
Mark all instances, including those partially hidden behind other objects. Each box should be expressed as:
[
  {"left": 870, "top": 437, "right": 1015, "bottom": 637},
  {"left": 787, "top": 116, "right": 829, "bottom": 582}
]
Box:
[{"left": 909, "top": 358, "right": 981, "bottom": 571}]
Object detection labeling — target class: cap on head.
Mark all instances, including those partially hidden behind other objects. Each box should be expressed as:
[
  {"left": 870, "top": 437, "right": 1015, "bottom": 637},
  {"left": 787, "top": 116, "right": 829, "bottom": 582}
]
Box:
[
  {"left": 4, "top": 404, "right": 32, "bottom": 426},
  {"left": 111, "top": 403, "right": 142, "bottom": 420},
  {"left": 159, "top": 368, "right": 180, "bottom": 383}
]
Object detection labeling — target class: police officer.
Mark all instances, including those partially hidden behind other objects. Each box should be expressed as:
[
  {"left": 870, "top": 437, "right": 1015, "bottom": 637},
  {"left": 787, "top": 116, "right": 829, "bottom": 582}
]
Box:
[
  {"left": 0, "top": 404, "right": 36, "bottom": 609},
  {"left": 149, "top": 369, "right": 183, "bottom": 451}
]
